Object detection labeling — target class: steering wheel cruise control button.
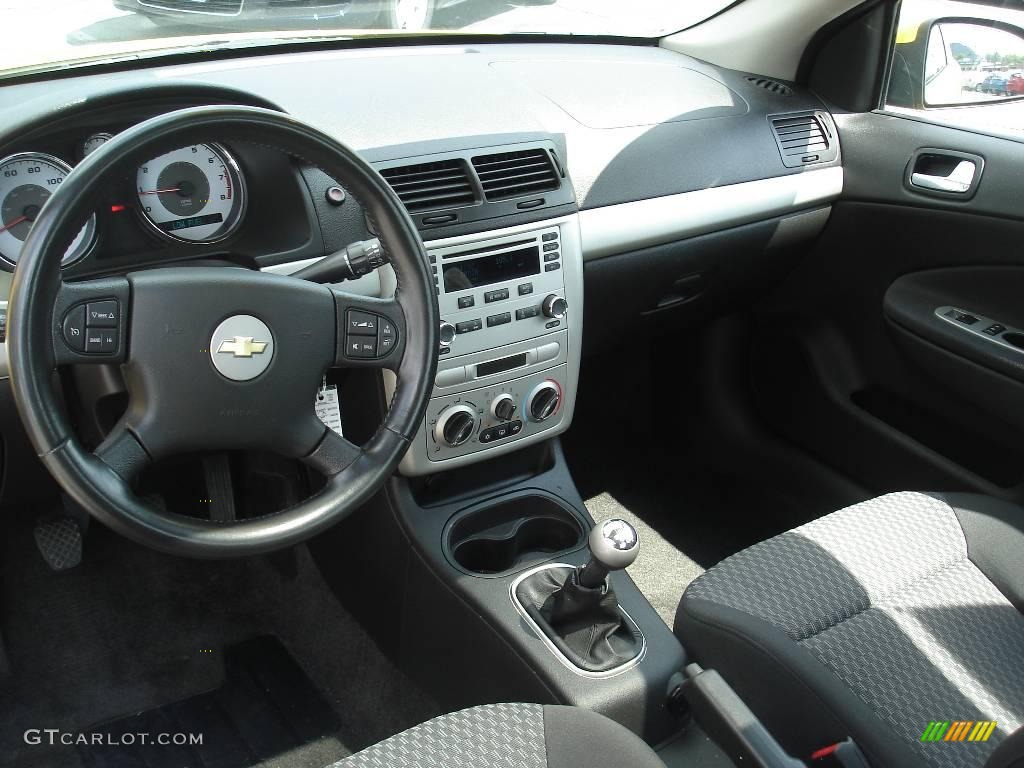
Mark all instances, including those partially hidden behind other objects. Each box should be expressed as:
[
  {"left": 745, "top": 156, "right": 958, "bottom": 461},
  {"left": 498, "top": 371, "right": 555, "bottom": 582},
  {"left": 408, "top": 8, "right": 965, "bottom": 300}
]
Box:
[{"left": 62, "top": 305, "right": 87, "bottom": 352}]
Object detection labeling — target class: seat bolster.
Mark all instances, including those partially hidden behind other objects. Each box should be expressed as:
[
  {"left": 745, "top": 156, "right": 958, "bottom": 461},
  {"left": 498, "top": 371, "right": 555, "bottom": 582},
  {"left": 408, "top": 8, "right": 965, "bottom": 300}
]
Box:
[
  {"left": 936, "top": 492, "right": 1024, "bottom": 613},
  {"left": 543, "top": 705, "right": 665, "bottom": 768},
  {"left": 986, "top": 725, "right": 1024, "bottom": 768},
  {"left": 676, "top": 595, "right": 926, "bottom": 768}
]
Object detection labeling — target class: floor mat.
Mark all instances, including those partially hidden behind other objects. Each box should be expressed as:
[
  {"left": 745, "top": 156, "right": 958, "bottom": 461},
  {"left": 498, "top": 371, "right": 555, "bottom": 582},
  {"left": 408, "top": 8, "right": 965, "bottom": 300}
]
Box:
[
  {"left": 80, "top": 637, "right": 343, "bottom": 768},
  {"left": 0, "top": 522, "right": 438, "bottom": 768}
]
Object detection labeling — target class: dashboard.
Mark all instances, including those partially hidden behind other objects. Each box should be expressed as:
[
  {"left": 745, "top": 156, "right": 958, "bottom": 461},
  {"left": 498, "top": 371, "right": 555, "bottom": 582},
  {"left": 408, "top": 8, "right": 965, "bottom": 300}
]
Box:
[{"left": 0, "top": 41, "right": 843, "bottom": 479}]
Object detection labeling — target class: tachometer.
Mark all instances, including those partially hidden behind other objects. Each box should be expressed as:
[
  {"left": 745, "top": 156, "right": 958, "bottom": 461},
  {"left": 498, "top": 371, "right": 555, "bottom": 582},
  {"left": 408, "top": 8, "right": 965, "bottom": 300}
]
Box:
[
  {"left": 136, "top": 143, "right": 245, "bottom": 243},
  {"left": 0, "top": 153, "right": 96, "bottom": 268}
]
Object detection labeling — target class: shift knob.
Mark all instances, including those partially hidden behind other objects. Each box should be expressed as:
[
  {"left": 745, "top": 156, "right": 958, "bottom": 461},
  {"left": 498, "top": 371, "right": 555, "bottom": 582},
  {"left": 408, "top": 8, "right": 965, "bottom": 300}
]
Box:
[{"left": 578, "top": 518, "right": 639, "bottom": 588}]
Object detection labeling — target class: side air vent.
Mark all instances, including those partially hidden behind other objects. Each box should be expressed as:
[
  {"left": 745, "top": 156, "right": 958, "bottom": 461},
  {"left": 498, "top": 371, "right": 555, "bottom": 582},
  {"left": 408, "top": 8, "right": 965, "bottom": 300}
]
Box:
[
  {"left": 471, "top": 148, "right": 560, "bottom": 201},
  {"left": 769, "top": 113, "right": 837, "bottom": 168},
  {"left": 746, "top": 75, "right": 793, "bottom": 96},
  {"left": 380, "top": 159, "right": 476, "bottom": 212}
]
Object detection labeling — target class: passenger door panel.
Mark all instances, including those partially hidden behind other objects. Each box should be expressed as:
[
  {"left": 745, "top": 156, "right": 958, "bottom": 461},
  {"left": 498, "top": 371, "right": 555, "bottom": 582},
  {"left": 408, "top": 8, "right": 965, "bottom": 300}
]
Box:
[{"left": 752, "top": 111, "right": 1024, "bottom": 503}]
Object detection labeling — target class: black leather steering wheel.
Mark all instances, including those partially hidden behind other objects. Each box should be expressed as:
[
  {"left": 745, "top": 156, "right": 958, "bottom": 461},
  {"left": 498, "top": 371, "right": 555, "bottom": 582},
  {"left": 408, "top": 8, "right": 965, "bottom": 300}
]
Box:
[{"left": 7, "top": 106, "right": 438, "bottom": 557}]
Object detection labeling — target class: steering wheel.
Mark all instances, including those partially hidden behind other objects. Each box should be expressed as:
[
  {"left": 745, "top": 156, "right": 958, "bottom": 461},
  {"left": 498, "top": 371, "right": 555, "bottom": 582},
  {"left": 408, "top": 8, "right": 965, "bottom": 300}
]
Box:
[{"left": 7, "top": 106, "right": 438, "bottom": 557}]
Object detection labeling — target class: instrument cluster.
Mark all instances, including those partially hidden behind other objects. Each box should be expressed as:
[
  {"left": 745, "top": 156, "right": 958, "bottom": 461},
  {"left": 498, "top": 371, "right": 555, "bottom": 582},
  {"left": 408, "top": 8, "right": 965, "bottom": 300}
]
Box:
[{"left": 0, "top": 131, "right": 247, "bottom": 269}]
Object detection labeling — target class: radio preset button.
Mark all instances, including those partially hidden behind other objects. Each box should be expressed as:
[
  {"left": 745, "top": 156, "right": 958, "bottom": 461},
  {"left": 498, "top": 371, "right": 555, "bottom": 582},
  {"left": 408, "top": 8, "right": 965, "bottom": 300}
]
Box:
[
  {"left": 543, "top": 251, "right": 559, "bottom": 262},
  {"left": 486, "top": 312, "right": 511, "bottom": 328},
  {"left": 515, "top": 306, "right": 540, "bottom": 321},
  {"left": 544, "top": 262, "right": 561, "bottom": 272},
  {"left": 543, "top": 242, "right": 559, "bottom": 252},
  {"left": 456, "top": 319, "right": 482, "bottom": 334},
  {"left": 518, "top": 283, "right": 533, "bottom": 296},
  {"left": 457, "top": 295, "right": 475, "bottom": 309},
  {"left": 484, "top": 288, "right": 510, "bottom": 303},
  {"left": 542, "top": 232, "right": 558, "bottom": 242}
]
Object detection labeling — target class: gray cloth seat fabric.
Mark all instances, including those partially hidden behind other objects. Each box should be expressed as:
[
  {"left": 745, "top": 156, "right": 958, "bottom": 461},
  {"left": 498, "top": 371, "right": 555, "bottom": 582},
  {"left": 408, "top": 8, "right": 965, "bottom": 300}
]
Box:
[
  {"left": 675, "top": 491, "right": 1024, "bottom": 768},
  {"left": 332, "top": 702, "right": 666, "bottom": 768}
]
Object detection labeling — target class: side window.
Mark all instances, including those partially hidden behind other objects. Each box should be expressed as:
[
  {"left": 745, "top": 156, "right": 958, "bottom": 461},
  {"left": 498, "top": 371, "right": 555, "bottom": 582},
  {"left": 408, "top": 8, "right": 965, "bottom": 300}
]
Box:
[{"left": 886, "top": 0, "right": 1024, "bottom": 132}]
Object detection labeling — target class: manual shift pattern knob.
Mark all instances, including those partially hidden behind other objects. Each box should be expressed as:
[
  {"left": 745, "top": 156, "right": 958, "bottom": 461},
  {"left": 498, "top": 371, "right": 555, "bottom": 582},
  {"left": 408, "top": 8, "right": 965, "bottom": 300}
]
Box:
[
  {"left": 590, "top": 518, "right": 640, "bottom": 569},
  {"left": 578, "top": 518, "right": 639, "bottom": 588}
]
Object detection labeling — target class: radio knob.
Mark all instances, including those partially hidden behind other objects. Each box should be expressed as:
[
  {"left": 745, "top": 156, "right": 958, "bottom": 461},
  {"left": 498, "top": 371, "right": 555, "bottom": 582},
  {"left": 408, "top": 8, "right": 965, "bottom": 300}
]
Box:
[
  {"left": 527, "top": 381, "right": 562, "bottom": 423},
  {"left": 491, "top": 393, "right": 517, "bottom": 422},
  {"left": 434, "top": 404, "right": 478, "bottom": 447},
  {"left": 542, "top": 294, "right": 568, "bottom": 319},
  {"left": 438, "top": 321, "right": 457, "bottom": 349}
]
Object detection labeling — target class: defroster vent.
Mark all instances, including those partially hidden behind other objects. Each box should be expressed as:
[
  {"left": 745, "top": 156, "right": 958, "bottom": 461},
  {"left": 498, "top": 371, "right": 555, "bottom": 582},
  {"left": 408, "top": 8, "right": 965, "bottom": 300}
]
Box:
[
  {"left": 471, "top": 148, "right": 559, "bottom": 201},
  {"left": 380, "top": 159, "right": 476, "bottom": 212}
]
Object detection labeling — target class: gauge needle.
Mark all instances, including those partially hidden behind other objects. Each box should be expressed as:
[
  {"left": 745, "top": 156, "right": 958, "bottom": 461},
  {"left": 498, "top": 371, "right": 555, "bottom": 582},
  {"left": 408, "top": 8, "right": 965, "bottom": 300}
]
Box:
[
  {"left": 138, "top": 187, "right": 181, "bottom": 195},
  {"left": 0, "top": 215, "right": 28, "bottom": 234}
]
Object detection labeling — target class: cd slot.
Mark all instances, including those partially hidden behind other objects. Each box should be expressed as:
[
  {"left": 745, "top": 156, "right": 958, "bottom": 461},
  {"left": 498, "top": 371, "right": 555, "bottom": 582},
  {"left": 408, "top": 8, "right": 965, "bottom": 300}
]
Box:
[{"left": 441, "top": 237, "right": 536, "bottom": 260}]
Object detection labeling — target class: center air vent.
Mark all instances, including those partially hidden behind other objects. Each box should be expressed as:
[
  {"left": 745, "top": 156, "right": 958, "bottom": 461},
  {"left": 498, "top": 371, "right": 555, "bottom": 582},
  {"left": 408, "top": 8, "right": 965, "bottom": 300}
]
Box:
[
  {"left": 471, "top": 149, "right": 559, "bottom": 201},
  {"left": 746, "top": 75, "right": 793, "bottom": 96},
  {"left": 769, "top": 113, "right": 837, "bottom": 168},
  {"left": 380, "top": 159, "right": 475, "bottom": 212}
]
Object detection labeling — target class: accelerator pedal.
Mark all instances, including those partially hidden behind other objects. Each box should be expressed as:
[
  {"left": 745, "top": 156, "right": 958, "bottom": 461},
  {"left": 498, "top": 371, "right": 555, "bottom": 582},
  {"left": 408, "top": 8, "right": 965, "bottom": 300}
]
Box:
[{"left": 33, "top": 516, "right": 83, "bottom": 571}]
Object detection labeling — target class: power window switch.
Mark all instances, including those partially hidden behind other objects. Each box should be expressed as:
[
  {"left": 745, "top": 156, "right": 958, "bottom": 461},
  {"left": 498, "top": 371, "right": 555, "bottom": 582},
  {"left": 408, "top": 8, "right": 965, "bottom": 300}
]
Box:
[{"left": 984, "top": 324, "right": 1006, "bottom": 336}]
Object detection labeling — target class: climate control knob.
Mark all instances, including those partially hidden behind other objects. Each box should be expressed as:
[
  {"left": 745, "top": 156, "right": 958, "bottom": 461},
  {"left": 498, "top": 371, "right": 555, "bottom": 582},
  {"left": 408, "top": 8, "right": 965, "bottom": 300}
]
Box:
[
  {"left": 434, "top": 404, "right": 477, "bottom": 447},
  {"left": 491, "top": 393, "right": 517, "bottom": 422},
  {"left": 527, "top": 381, "right": 562, "bottom": 423},
  {"left": 542, "top": 294, "right": 568, "bottom": 320},
  {"left": 438, "top": 321, "right": 457, "bottom": 349}
]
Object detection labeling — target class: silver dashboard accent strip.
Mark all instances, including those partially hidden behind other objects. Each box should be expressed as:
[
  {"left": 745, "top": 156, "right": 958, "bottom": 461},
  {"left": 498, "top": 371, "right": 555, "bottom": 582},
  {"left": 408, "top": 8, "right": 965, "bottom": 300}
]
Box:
[
  {"left": 579, "top": 166, "right": 843, "bottom": 261},
  {"left": 510, "top": 563, "right": 646, "bottom": 680}
]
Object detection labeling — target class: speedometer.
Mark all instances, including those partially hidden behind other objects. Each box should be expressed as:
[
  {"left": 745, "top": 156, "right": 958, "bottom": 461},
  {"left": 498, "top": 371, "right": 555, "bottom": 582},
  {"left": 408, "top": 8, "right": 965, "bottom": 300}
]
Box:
[
  {"left": 0, "top": 153, "right": 96, "bottom": 268},
  {"left": 136, "top": 143, "right": 245, "bottom": 243}
]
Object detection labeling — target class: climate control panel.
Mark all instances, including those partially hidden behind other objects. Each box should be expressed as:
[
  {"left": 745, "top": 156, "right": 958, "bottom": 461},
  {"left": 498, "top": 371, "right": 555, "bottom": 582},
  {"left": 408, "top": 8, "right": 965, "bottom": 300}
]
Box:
[{"left": 424, "top": 365, "right": 569, "bottom": 461}]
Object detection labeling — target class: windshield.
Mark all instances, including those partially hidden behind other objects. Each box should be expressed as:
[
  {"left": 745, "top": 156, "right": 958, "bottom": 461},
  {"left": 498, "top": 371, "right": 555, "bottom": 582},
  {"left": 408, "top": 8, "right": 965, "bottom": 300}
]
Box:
[{"left": 1, "top": 0, "right": 732, "bottom": 79}]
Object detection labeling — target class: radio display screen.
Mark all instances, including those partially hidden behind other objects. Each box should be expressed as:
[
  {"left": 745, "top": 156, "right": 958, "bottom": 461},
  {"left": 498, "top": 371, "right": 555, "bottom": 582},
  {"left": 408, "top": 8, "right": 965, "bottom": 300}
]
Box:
[{"left": 442, "top": 246, "right": 539, "bottom": 291}]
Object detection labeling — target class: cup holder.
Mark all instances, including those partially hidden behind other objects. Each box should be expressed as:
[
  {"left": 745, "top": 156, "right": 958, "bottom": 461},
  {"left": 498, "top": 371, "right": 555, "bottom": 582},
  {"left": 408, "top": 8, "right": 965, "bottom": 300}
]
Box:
[{"left": 446, "top": 495, "right": 586, "bottom": 576}]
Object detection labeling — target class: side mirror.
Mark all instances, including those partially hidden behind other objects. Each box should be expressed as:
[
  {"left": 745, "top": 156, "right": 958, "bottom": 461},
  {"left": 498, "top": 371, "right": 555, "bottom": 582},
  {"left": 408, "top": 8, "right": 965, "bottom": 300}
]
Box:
[{"left": 889, "top": 16, "right": 1024, "bottom": 108}]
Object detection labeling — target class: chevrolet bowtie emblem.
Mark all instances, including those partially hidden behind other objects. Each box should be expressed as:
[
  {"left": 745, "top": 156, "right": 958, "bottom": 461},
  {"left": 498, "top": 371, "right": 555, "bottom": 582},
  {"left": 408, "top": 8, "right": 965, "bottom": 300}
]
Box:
[{"left": 217, "top": 336, "right": 269, "bottom": 358}]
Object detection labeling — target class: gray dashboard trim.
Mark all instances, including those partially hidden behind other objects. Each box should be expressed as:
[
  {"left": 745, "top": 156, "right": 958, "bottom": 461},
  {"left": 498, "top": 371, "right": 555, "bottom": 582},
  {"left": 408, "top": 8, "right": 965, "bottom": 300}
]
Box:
[{"left": 578, "top": 166, "right": 843, "bottom": 261}]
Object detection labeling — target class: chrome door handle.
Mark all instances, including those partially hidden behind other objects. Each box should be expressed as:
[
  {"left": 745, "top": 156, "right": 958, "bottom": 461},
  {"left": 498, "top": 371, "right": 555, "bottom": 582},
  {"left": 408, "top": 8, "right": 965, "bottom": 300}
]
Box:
[{"left": 910, "top": 159, "right": 977, "bottom": 193}]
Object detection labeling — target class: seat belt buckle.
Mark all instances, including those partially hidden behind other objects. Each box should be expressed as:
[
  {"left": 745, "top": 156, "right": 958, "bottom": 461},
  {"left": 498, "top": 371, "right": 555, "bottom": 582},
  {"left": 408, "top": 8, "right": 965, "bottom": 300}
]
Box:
[{"left": 811, "top": 738, "right": 871, "bottom": 768}]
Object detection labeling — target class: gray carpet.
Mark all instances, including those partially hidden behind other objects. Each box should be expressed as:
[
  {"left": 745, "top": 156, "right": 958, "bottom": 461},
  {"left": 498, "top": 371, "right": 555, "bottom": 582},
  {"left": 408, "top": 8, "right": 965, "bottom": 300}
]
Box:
[
  {"left": 0, "top": 521, "right": 438, "bottom": 768},
  {"left": 587, "top": 492, "right": 705, "bottom": 628}
]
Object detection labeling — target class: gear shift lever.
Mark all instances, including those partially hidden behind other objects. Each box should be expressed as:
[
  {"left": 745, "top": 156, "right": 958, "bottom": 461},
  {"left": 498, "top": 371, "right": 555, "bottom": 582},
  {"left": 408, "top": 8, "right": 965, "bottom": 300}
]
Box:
[
  {"left": 513, "top": 517, "right": 643, "bottom": 673},
  {"left": 578, "top": 518, "right": 640, "bottom": 588}
]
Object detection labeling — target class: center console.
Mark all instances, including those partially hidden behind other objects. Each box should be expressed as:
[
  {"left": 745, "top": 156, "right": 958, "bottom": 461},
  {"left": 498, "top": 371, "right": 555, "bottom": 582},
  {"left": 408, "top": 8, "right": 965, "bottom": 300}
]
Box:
[
  {"left": 386, "top": 215, "right": 583, "bottom": 476},
  {"left": 353, "top": 139, "right": 685, "bottom": 749}
]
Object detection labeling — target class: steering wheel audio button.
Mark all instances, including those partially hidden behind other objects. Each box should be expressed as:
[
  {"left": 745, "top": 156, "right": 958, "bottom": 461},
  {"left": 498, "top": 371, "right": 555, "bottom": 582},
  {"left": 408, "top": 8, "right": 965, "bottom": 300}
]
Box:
[
  {"left": 62, "top": 305, "right": 86, "bottom": 352},
  {"left": 86, "top": 300, "right": 119, "bottom": 328}
]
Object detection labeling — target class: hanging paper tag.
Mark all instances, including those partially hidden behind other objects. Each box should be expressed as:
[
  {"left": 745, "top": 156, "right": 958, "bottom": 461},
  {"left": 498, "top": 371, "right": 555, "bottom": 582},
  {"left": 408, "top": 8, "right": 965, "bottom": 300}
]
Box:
[{"left": 315, "top": 384, "right": 343, "bottom": 436}]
